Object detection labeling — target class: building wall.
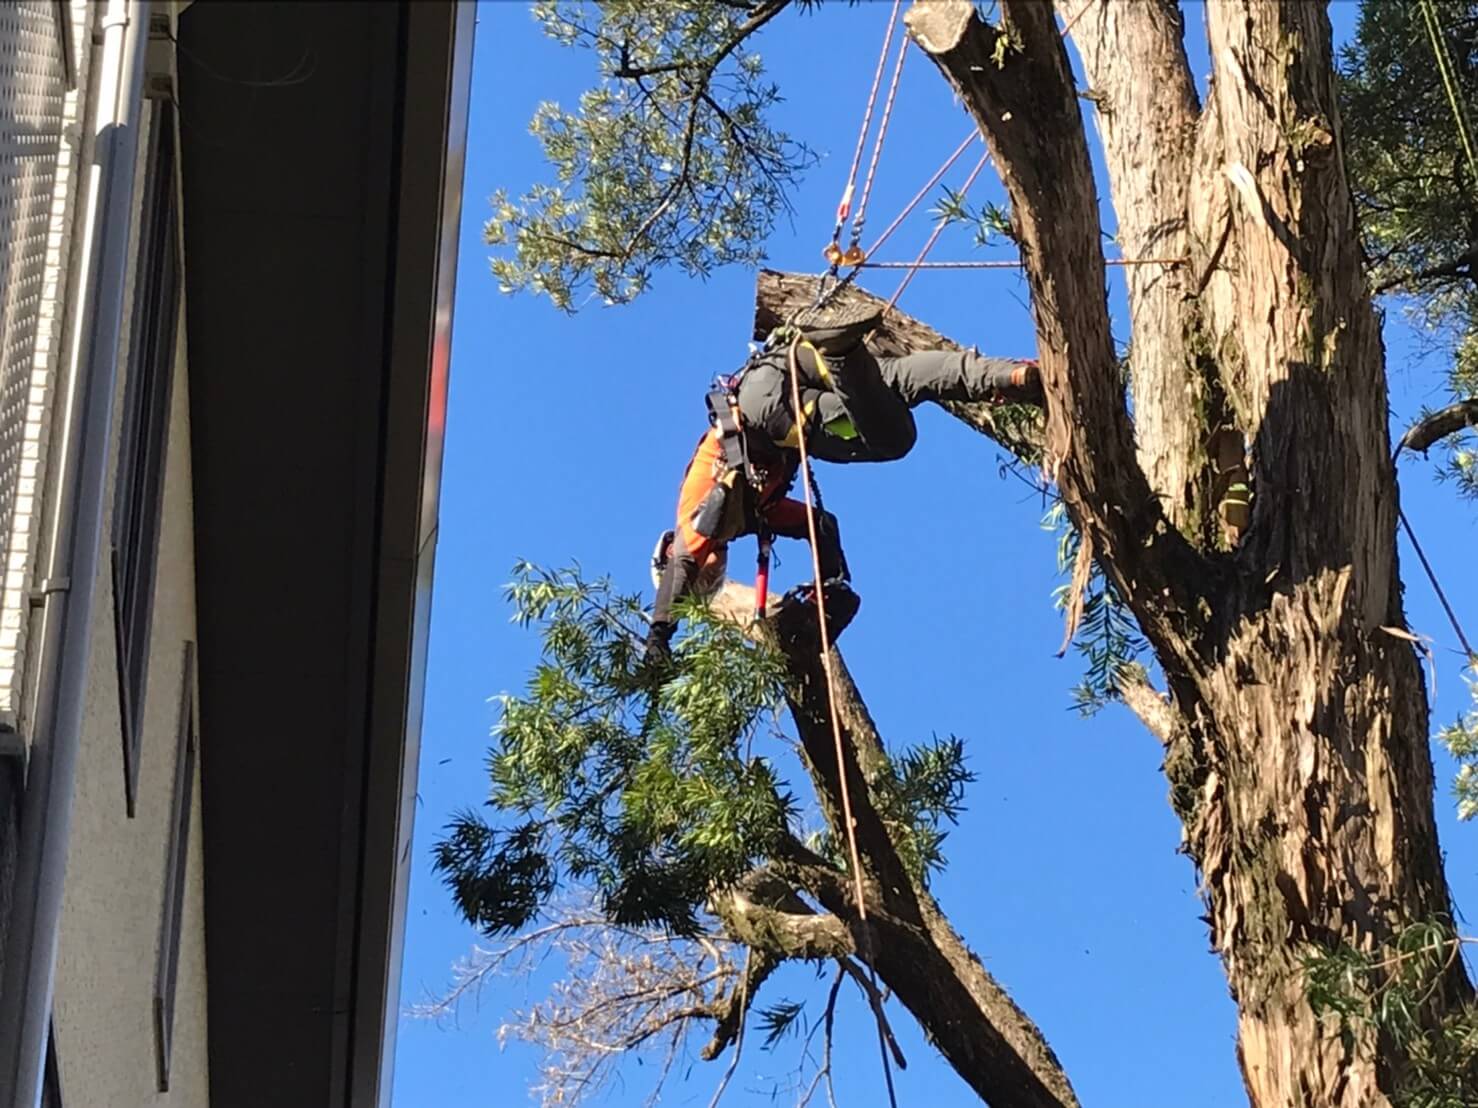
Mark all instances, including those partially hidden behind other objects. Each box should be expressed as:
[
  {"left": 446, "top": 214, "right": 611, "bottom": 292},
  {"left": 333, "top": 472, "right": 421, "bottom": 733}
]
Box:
[
  {"left": 52, "top": 293, "right": 209, "bottom": 1107},
  {"left": 0, "top": 3, "right": 211, "bottom": 1102}
]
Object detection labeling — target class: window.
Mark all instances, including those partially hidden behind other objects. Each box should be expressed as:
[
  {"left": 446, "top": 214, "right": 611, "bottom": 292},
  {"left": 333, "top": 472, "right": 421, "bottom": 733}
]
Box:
[
  {"left": 154, "top": 641, "right": 195, "bottom": 1093},
  {"left": 113, "top": 100, "right": 179, "bottom": 817}
]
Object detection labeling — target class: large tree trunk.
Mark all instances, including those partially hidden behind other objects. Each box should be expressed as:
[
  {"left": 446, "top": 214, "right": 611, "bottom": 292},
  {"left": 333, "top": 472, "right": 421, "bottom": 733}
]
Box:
[{"left": 901, "top": 2, "right": 1471, "bottom": 1104}]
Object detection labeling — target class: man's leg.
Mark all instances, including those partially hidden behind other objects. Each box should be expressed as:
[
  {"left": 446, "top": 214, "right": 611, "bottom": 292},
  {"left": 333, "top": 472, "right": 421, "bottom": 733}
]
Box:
[
  {"left": 645, "top": 432, "right": 731, "bottom": 666},
  {"left": 763, "top": 498, "right": 849, "bottom": 584},
  {"left": 646, "top": 530, "right": 698, "bottom": 664},
  {"left": 876, "top": 349, "right": 1043, "bottom": 407},
  {"left": 738, "top": 348, "right": 917, "bottom": 464},
  {"left": 763, "top": 496, "right": 861, "bottom": 635}
]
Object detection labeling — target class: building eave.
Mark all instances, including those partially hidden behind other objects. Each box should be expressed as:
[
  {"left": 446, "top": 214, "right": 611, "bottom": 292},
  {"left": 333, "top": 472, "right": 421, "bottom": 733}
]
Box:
[{"left": 176, "top": 3, "right": 473, "bottom": 1104}]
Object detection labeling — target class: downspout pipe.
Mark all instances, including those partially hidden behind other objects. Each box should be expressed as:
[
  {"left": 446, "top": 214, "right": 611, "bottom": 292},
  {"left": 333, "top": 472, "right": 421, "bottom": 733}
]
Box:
[{"left": 0, "top": 3, "right": 150, "bottom": 1105}]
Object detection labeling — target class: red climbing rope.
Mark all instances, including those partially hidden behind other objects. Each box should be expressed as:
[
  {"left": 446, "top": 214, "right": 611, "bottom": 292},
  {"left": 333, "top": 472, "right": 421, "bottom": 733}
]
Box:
[
  {"left": 887, "top": 151, "right": 990, "bottom": 310},
  {"left": 863, "top": 131, "right": 978, "bottom": 261},
  {"left": 847, "top": 34, "right": 910, "bottom": 259},
  {"left": 826, "top": 0, "right": 905, "bottom": 260}
]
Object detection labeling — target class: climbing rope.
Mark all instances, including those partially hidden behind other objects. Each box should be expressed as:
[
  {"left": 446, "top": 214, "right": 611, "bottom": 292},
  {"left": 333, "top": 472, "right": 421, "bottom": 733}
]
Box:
[
  {"left": 888, "top": 152, "right": 990, "bottom": 309},
  {"left": 825, "top": 0, "right": 905, "bottom": 266},
  {"left": 793, "top": 132, "right": 977, "bottom": 326},
  {"left": 1399, "top": 0, "right": 1478, "bottom": 664},
  {"left": 1392, "top": 439, "right": 1476, "bottom": 663},
  {"left": 863, "top": 130, "right": 978, "bottom": 260},
  {"left": 864, "top": 256, "right": 1187, "bottom": 270},
  {"left": 785, "top": 336, "right": 869, "bottom": 925},
  {"left": 846, "top": 36, "right": 910, "bottom": 259},
  {"left": 1417, "top": 0, "right": 1478, "bottom": 192},
  {"left": 783, "top": 333, "right": 902, "bottom": 1108}
]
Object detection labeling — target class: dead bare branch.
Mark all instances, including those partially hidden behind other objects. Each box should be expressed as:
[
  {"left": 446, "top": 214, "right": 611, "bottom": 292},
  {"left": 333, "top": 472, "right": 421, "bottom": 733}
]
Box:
[{"left": 1116, "top": 668, "right": 1179, "bottom": 746}]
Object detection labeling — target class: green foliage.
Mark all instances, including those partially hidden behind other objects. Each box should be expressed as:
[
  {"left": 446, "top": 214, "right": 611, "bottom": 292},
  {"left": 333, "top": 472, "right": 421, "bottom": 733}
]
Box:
[
  {"left": 1042, "top": 502, "right": 1148, "bottom": 715},
  {"left": 486, "top": 0, "right": 815, "bottom": 310},
  {"left": 869, "top": 735, "right": 975, "bottom": 885},
  {"left": 1340, "top": 1, "right": 1478, "bottom": 312},
  {"left": 1438, "top": 659, "right": 1478, "bottom": 820},
  {"left": 756, "top": 998, "right": 806, "bottom": 1048},
  {"left": 1303, "top": 918, "right": 1478, "bottom": 1106},
  {"left": 1436, "top": 333, "right": 1478, "bottom": 500},
  {"left": 933, "top": 188, "right": 1016, "bottom": 249},
  {"left": 435, "top": 561, "right": 978, "bottom": 942},
  {"left": 434, "top": 562, "right": 797, "bottom": 935}
]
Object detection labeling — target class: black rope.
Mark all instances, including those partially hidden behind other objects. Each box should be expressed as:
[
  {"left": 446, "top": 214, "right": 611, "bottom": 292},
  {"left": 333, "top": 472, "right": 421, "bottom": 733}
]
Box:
[{"left": 1393, "top": 443, "right": 1476, "bottom": 662}]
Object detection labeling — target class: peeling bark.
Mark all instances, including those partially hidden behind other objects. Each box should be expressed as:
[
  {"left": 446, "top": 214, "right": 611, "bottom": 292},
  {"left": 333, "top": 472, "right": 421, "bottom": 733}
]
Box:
[
  {"left": 903, "top": 2, "right": 1470, "bottom": 1104},
  {"left": 1055, "top": 0, "right": 1217, "bottom": 536}
]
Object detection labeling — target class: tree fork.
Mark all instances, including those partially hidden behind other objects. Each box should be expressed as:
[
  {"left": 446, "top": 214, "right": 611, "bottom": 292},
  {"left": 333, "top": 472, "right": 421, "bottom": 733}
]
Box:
[{"left": 906, "top": 1, "right": 1472, "bottom": 1102}]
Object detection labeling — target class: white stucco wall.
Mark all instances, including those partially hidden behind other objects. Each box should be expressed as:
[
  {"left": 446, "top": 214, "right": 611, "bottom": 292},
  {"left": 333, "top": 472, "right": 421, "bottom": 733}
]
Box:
[{"left": 49, "top": 93, "right": 210, "bottom": 1106}]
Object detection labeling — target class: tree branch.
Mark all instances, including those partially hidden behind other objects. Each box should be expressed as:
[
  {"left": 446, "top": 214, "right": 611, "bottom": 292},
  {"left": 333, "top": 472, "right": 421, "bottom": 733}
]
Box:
[
  {"left": 700, "top": 944, "right": 779, "bottom": 1061},
  {"left": 612, "top": 0, "right": 790, "bottom": 78},
  {"left": 1397, "top": 398, "right": 1478, "bottom": 456},
  {"left": 839, "top": 958, "right": 908, "bottom": 1071},
  {"left": 766, "top": 598, "right": 1082, "bottom": 1108},
  {"left": 1051, "top": 0, "right": 1211, "bottom": 532},
  {"left": 1117, "top": 667, "right": 1179, "bottom": 746},
  {"left": 1373, "top": 242, "right": 1478, "bottom": 293},
  {"left": 906, "top": 0, "right": 1212, "bottom": 681},
  {"left": 703, "top": 576, "right": 1080, "bottom": 1106},
  {"left": 710, "top": 866, "right": 856, "bottom": 961}
]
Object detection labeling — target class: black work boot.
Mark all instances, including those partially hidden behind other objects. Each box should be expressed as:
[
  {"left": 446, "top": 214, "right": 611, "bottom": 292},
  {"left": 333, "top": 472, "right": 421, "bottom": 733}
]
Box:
[
  {"left": 798, "top": 301, "right": 883, "bottom": 357},
  {"left": 779, "top": 578, "right": 861, "bottom": 641},
  {"left": 636, "top": 620, "right": 678, "bottom": 684},
  {"left": 979, "top": 357, "right": 1045, "bottom": 406}
]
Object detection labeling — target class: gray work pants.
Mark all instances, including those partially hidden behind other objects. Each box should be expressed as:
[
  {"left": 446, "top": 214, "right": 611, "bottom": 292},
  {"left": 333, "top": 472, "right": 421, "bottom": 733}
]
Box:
[{"left": 736, "top": 347, "right": 1021, "bottom": 463}]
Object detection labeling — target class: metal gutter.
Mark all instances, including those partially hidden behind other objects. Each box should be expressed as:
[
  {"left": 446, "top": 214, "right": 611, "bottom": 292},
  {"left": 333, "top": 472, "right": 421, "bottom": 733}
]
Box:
[
  {"left": 0, "top": 3, "right": 150, "bottom": 1104},
  {"left": 358, "top": 4, "right": 476, "bottom": 1102}
]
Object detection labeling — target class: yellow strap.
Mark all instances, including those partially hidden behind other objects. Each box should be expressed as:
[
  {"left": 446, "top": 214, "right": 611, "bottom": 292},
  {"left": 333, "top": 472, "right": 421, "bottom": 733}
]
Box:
[
  {"left": 801, "top": 339, "right": 836, "bottom": 390},
  {"left": 779, "top": 398, "right": 818, "bottom": 448}
]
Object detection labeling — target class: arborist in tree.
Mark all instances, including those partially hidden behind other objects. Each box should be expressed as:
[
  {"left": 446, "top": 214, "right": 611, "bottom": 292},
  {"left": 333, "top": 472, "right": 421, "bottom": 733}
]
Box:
[{"left": 642, "top": 304, "right": 1043, "bottom": 668}]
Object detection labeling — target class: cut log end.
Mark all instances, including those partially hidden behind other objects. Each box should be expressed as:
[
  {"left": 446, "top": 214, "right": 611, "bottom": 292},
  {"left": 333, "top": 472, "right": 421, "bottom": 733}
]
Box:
[
  {"left": 903, "top": 0, "right": 976, "bottom": 55},
  {"left": 753, "top": 269, "right": 964, "bottom": 358}
]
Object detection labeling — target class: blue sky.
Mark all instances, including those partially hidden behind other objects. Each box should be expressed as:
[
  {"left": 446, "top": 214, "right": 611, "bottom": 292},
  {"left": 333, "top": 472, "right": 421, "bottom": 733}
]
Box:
[{"left": 392, "top": 3, "right": 1478, "bottom": 1105}]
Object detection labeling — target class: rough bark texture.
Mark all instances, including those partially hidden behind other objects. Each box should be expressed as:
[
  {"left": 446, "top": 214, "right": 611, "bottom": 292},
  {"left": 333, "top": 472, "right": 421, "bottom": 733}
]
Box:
[
  {"left": 771, "top": 599, "right": 1080, "bottom": 1108},
  {"left": 707, "top": 580, "right": 1079, "bottom": 1108},
  {"left": 1057, "top": 0, "right": 1217, "bottom": 538},
  {"left": 903, "top": 1, "right": 1471, "bottom": 1104}
]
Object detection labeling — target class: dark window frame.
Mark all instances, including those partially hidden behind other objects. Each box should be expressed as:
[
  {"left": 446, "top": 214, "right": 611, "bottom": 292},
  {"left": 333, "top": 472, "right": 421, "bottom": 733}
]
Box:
[
  {"left": 113, "top": 100, "right": 180, "bottom": 818},
  {"left": 153, "top": 641, "right": 196, "bottom": 1093},
  {"left": 51, "top": 1, "right": 75, "bottom": 91}
]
